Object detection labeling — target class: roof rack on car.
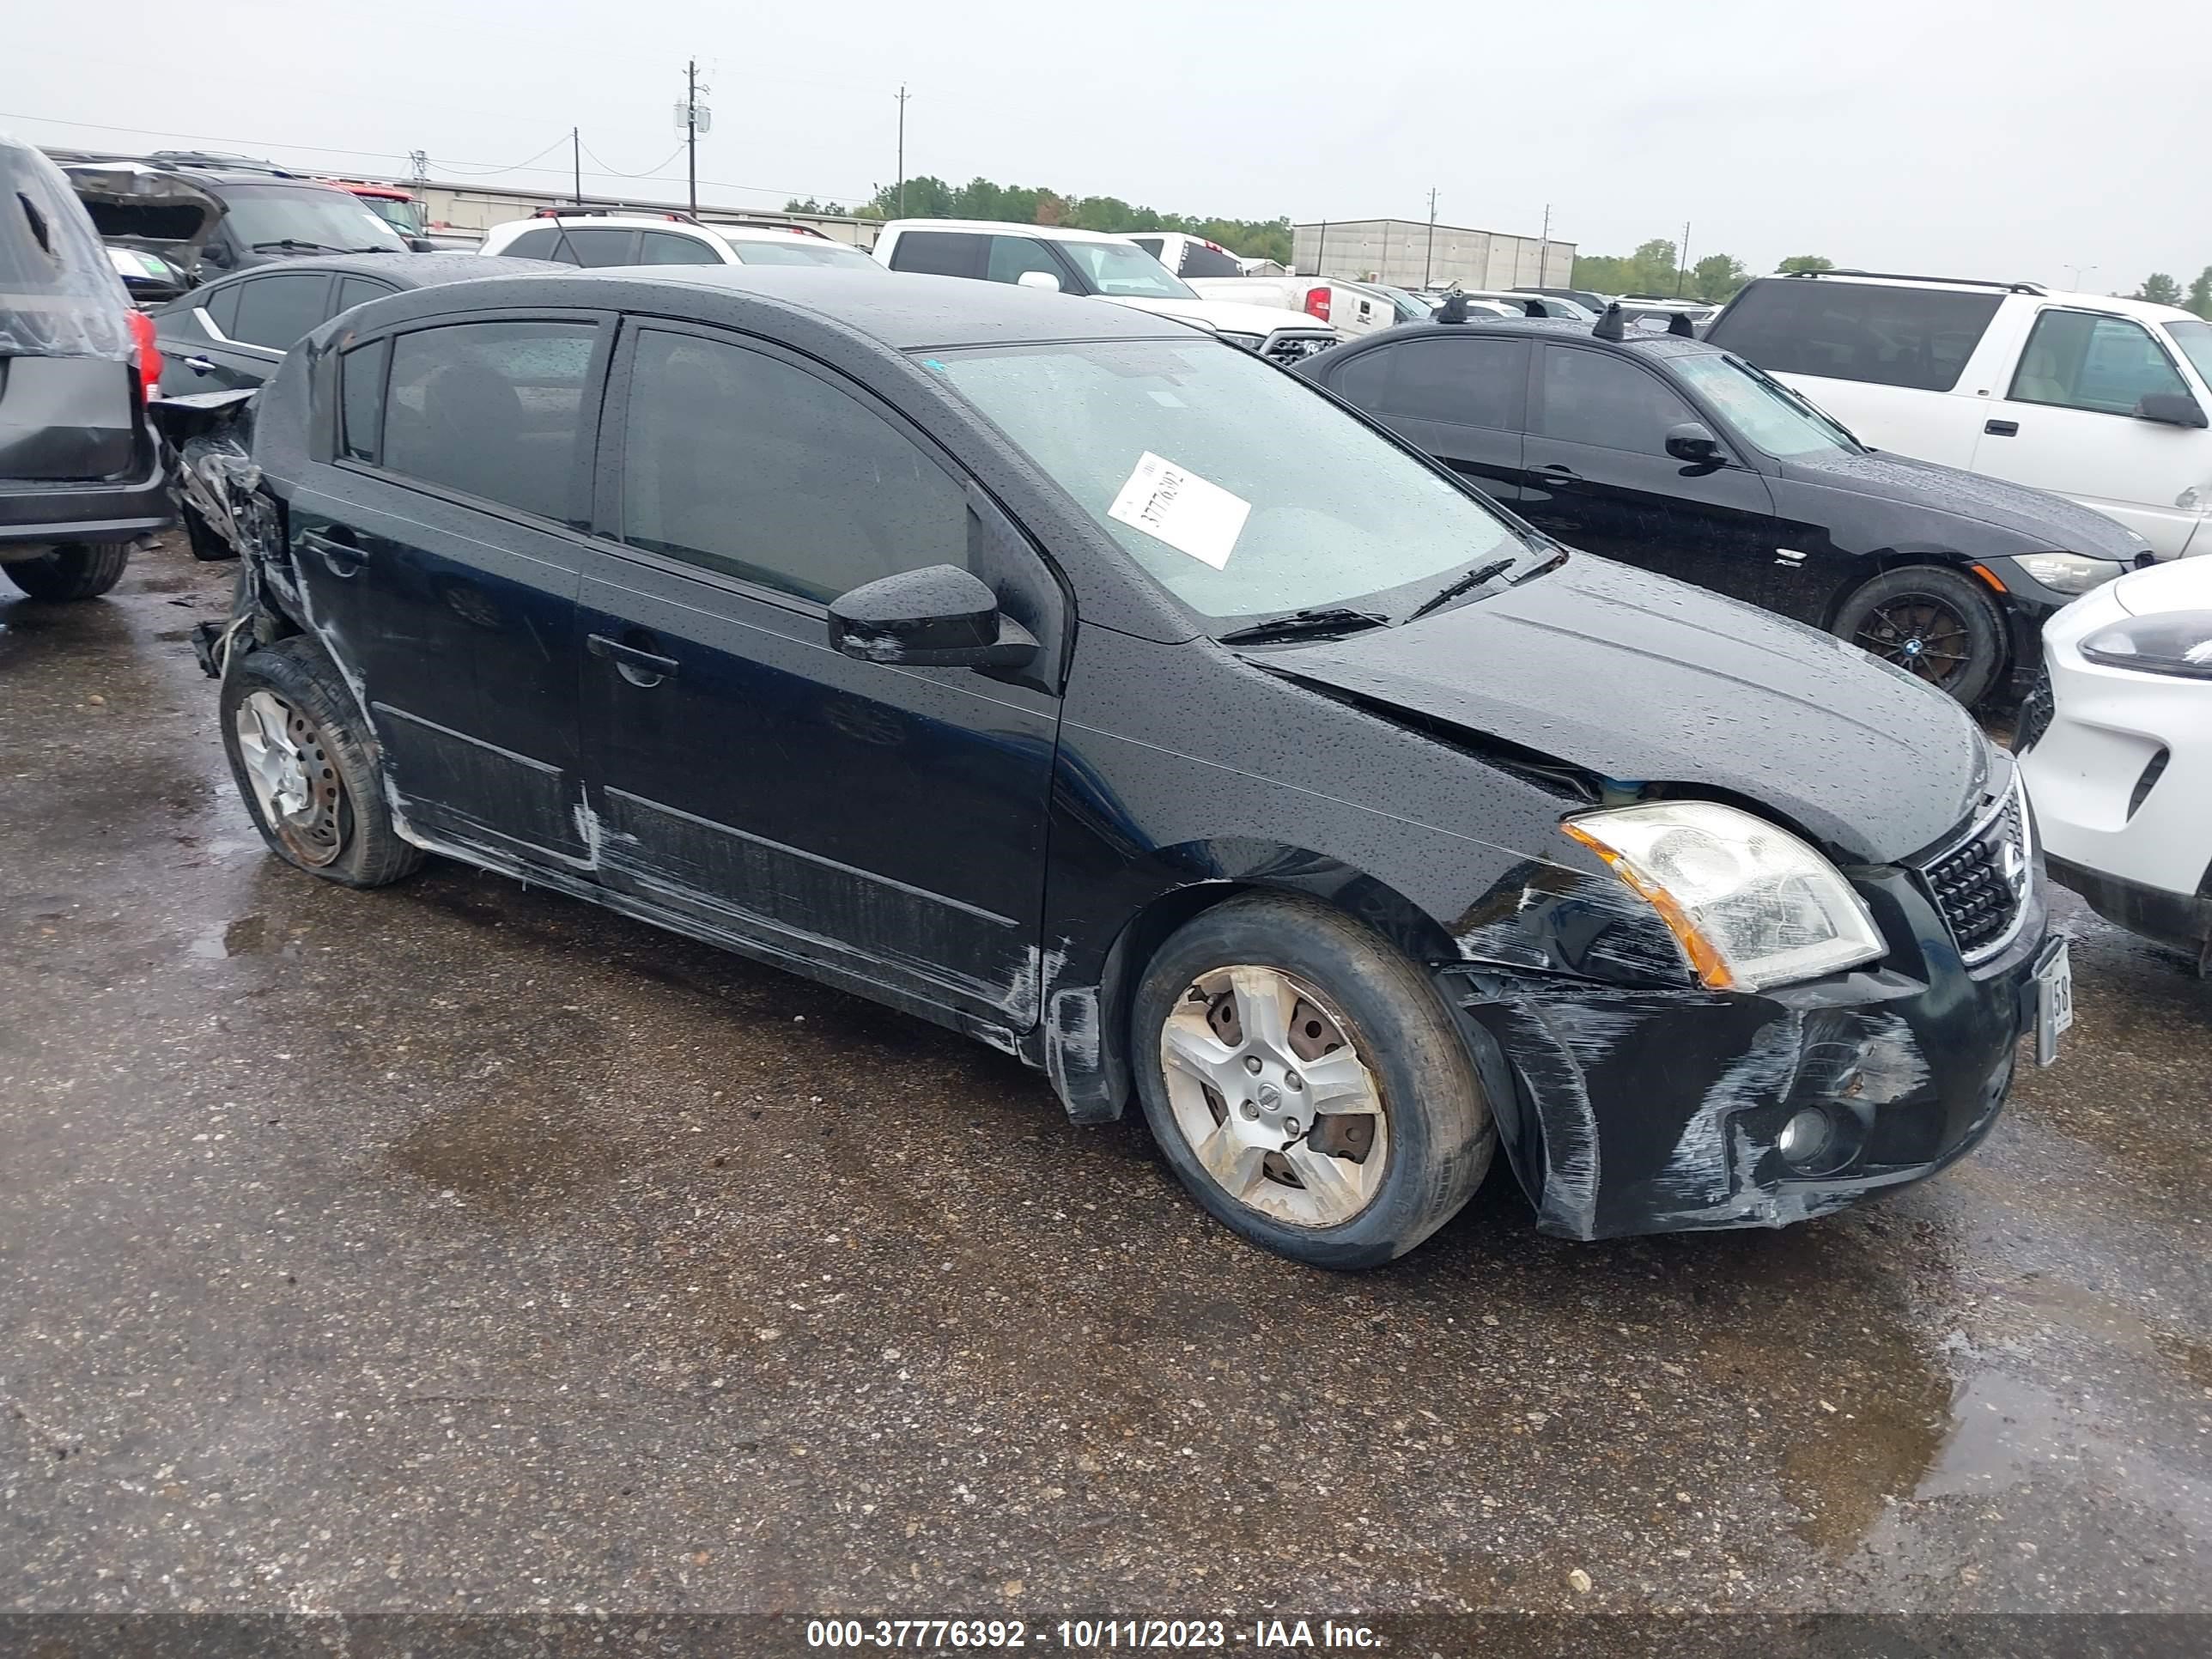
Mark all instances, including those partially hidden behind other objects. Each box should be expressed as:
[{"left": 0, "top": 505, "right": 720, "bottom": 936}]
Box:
[
  {"left": 532, "top": 205, "right": 703, "bottom": 224},
  {"left": 144, "top": 149, "right": 299, "bottom": 177},
  {"left": 1783, "top": 268, "right": 2048, "bottom": 295},
  {"left": 1592, "top": 302, "right": 1626, "bottom": 342}
]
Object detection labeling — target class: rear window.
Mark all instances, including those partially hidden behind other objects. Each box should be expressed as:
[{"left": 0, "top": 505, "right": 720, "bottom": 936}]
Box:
[
  {"left": 1176, "top": 241, "right": 1243, "bottom": 279},
  {"left": 0, "top": 143, "right": 133, "bottom": 362},
  {"left": 1707, "top": 278, "right": 2003, "bottom": 392}
]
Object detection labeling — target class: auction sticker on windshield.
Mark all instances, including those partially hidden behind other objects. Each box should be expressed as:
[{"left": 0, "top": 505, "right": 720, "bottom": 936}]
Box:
[{"left": 1108, "top": 452, "right": 1250, "bottom": 569}]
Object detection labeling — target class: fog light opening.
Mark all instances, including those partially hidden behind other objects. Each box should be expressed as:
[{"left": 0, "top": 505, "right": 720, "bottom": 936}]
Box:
[{"left": 1778, "top": 1108, "right": 1835, "bottom": 1170}]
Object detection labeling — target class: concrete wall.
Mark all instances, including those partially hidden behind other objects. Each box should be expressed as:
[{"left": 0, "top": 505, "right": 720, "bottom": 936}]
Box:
[
  {"left": 404, "top": 179, "right": 878, "bottom": 248},
  {"left": 1292, "top": 219, "right": 1574, "bottom": 290}
]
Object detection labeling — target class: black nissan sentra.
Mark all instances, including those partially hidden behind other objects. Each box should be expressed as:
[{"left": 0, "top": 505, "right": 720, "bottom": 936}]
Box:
[{"left": 202, "top": 266, "right": 2068, "bottom": 1267}]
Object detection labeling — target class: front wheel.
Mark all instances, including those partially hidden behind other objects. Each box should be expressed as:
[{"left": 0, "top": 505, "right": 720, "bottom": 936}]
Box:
[
  {"left": 218, "top": 637, "right": 424, "bottom": 888},
  {"left": 1, "top": 542, "right": 131, "bottom": 601},
  {"left": 1130, "top": 893, "right": 1494, "bottom": 1270},
  {"left": 1832, "top": 565, "right": 2006, "bottom": 707}
]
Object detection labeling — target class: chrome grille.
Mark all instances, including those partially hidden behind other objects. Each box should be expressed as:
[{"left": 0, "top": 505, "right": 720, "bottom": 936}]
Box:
[{"left": 1919, "top": 781, "right": 2032, "bottom": 963}]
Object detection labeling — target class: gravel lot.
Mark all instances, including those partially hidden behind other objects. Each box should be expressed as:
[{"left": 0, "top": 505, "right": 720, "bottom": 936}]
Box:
[{"left": 3, "top": 536, "right": 2209, "bottom": 1628}]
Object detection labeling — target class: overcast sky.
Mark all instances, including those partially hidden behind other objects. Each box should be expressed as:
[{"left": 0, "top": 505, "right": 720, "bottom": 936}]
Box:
[{"left": 7, "top": 0, "right": 2203, "bottom": 290}]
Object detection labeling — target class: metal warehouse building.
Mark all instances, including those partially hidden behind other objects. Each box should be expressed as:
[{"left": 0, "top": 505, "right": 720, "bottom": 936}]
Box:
[{"left": 1294, "top": 218, "right": 1575, "bottom": 290}]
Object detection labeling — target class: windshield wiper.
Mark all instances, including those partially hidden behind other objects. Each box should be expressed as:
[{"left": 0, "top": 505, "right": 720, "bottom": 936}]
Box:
[
  {"left": 1404, "top": 557, "right": 1519, "bottom": 623},
  {"left": 344, "top": 244, "right": 404, "bottom": 253},
  {"left": 1217, "top": 607, "right": 1389, "bottom": 647},
  {"left": 252, "top": 238, "right": 347, "bottom": 253}
]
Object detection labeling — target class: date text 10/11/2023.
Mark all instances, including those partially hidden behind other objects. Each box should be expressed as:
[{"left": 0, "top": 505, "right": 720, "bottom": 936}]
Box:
[{"left": 803, "top": 1618, "right": 1380, "bottom": 1649}]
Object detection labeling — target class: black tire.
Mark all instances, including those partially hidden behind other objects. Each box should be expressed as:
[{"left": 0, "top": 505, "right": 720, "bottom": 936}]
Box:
[
  {"left": 1130, "top": 892, "right": 1493, "bottom": 1270},
  {"left": 1, "top": 542, "right": 131, "bottom": 601},
  {"left": 180, "top": 502, "right": 237, "bottom": 562},
  {"left": 1832, "top": 565, "right": 2006, "bottom": 707},
  {"left": 218, "top": 636, "right": 424, "bottom": 888}
]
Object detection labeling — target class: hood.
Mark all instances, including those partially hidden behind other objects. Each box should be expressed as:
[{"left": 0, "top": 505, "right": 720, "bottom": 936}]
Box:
[
  {"left": 58, "top": 161, "right": 224, "bottom": 264},
  {"left": 1262, "top": 553, "right": 1989, "bottom": 865},
  {"left": 1109, "top": 294, "right": 1335, "bottom": 337},
  {"left": 1779, "top": 447, "right": 2148, "bottom": 562},
  {"left": 2114, "top": 550, "right": 2212, "bottom": 615}
]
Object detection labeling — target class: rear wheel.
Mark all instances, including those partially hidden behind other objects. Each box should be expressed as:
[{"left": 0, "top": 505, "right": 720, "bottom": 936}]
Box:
[
  {"left": 1131, "top": 893, "right": 1493, "bottom": 1270},
  {"left": 218, "top": 637, "right": 424, "bottom": 888},
  {"left": 1832, "top": 565, "right": 2005, "bottom": 706},
  {"left": 0, "top": 542, "right": 131, "bottom": 601}
]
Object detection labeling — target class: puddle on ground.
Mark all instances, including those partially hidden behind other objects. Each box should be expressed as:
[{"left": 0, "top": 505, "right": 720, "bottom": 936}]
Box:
[
  {"left": 190, "top": 915, "right": 270, "bottom": 958},
  {"left": 386, "top": 1081, "right": 642, "bottom": 1213}
]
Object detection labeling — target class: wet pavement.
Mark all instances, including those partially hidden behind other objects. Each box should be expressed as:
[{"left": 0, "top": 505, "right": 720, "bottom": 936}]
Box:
[{"left": 3, "top": 535, "right": 2209, "bottom": 1620}]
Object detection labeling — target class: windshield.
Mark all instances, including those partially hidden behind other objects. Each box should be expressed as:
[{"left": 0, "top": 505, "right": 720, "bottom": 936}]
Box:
[
  {"left": 2163, "top": 319, "right": 2212, "bottom": 389},
  {"left": 726, "top": 239, "right": 878, "bottom": 269},
  {"left": 359, "top": 196, "right": 424, "bottom": 237},
  {"left": 1054, "top": 240, "right": 1197, "bottom": 301},
  {"left": 927, "top": 337, "right": 1537, "bottom": 627},
  {"left": 220, "top": 184, "right": 407, "bottom": 252},
  {"left": 1373, "top": 284, "right": 1436, "bottom": 320},
  {"left": 1670, "top": 350, "right": 1863, "bottom": 458}
]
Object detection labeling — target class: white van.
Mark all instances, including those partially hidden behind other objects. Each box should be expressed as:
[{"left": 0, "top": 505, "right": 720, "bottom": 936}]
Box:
[{"left": 1706, "top": 272, "right": 2212, "bottom": 558}]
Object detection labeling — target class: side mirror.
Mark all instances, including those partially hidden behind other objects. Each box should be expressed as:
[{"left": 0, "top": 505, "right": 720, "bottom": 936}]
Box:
[
  {"left": 1014, "top": 270, "right": 1062, "bottom": 293},
  {"left": 828, "top": 564, "right": 1038, "bottom": 670},
  {"left": 405, "top": 235, "right": 435, "bottom": 252},
  {"left": 1665, "top": 421, "right": 1726, "bottom": 463},
  {"left": 2136, "top": 391, "right": 2209, "bottom": 428}
]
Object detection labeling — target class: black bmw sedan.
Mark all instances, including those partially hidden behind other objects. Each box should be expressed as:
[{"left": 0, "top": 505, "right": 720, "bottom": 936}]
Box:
[
  {"left": 1294, "top": 313, "right": 2147, "bottom": 705},
  {"left": 196, "top": 266, "right": 2065, "bottom": 1266}
]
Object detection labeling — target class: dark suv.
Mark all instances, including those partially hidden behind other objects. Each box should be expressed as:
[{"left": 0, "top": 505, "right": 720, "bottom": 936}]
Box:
[
  {"left": 190, "top": 266, "right": 2063, "bottom": 1265},
  {"left": 1, "top": 134, "right": 168, "bottom": 601},
  {"left": 1296, "top": 313, "right": 2144, "bottom": 705},
  {"left": 51, "top": 150, "right": 411, "bottom": 289}
]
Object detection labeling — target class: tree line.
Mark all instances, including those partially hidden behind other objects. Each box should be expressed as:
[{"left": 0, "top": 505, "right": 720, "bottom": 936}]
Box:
[
  {"left": 2129, "top": 271, "right": 2212, "bottom": 317},
  {"left": 787, "top": 177, "right": 1293, "bottom": 266}
]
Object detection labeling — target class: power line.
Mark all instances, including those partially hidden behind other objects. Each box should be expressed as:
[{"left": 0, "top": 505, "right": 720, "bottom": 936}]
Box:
[{"left": 579, "top": 140, "right": 688, "bottom": 179}]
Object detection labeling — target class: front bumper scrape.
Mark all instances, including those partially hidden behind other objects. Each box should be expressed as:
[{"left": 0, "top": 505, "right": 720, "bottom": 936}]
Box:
[{"left": 1437, "top": 876, "right": 2040, "bottom": 1241}]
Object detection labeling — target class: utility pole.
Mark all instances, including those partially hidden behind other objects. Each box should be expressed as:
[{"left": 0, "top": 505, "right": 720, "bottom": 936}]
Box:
[
  {"left": 1423, "top": 186, "right": 1438, "bottom": 289},
  {"left": 676, "top": 60, "right": 712, "bottom": 215},
  {"left": 1314, "top": 219, "right": 1328, "bottom": 278},
  {"left": 1675, "top": 218, "right": 1692, "bottom": 297},
  {"left": 895, "top": 84, "right": 910, "bottom": 218},
  {"left": 1540, "top": 202, "right": 1552, "bottom": 283},
  {"left": 570, "top": 127, "right": 581, "bottom": 206}
]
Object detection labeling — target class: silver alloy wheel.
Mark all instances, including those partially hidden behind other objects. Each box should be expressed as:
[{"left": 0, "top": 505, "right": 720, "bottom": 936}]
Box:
[
  {"left": 234, "top": 689, "right": 346, "bottom": 866},
  {"left": 1158, "top": 963, "right": 1389, "bottom": 1228}
]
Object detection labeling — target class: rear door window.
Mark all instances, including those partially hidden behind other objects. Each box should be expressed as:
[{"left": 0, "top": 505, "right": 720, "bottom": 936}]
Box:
[
  {"left": 200, "top": 281, "right": 244, "bottom": 337},
  {"left": 380, "top": 320, "right": 599, "bottom": 521},
  {"left": 334, "top": 276, "right": 396, "bottom": 317},
  {"left": 1534, "top": 347, "right": 1696, "bottom": 453},
  {"left": 499, "top": 226, "right": 562, "bottom": 259},
  {"left": 229, "top": 273, "right": 335, "bottom": 350},
  {"left": 554, "top": 228, "right": 639, "bottom": 267},
  {"left": 886, "top": 230, "right": 987, "bottom": 279},
  {"left": 641, "top": 229, "right": 724, "bottom": 265},
  {"left": 1374, "top": 336, "right": 1530, "bottom": 428},
  {"left": 615, "top": 325, "right": 968, "bottom": 605},
  {"left": 2008, "top": 310, "right": 2188, "bottom": 415},
  {"left": 1707, "top": 279, "right": 2003, "bottom": 392}
]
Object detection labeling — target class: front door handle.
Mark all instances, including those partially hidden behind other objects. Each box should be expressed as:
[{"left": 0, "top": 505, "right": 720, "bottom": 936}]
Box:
[
  {"left": 181, "top": 355, "right": 219, "bottom": 374},
  {"left": 587, "top": 632, "right": 680, "bottom": 686},
  {"left": 294, "top": 527, "right": 368, "bottom": 572},
  {"left": 1984, "top": 419, "right": 2020, "bottom": 437},
  {"left": 1535, "top": 461, "right": 1580, "bottom": 479}
]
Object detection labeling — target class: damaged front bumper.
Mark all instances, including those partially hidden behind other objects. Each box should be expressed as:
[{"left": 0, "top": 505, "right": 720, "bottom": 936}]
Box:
[{"left": 1441, "top": 866, "right": 2047, "bottom": 1241}]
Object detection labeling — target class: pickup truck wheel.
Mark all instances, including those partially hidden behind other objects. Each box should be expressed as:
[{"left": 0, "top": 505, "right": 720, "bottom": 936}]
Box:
[
  {"left": 0, "top": 542, "right": 131, "bottom": 601},
  {"left": 1833, "top": 566, "right": 2005, "bottom": 706},
  {"left": 219, "top": 637, "right": 423, "bottom": 888},
  {"left": 1131, "top": 893, "right": 1493, "bottom": 1270}
]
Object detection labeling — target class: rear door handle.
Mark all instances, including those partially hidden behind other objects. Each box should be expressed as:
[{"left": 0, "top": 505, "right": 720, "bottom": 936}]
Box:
[
  {"left": 181, "top": 355, "right": 219, "bottom": 374},
  {"left": 1984, "top": 419, "right": 2020, "bottom": 437},
  {"left": 1536, "top": 461, "right": 1580, "bottom": 479},
  {"left": 587, "top": 632, "right": 680, "bottom": 685},
  {"left": 295, "top": 528, "right": 368, "bottom": 571}
]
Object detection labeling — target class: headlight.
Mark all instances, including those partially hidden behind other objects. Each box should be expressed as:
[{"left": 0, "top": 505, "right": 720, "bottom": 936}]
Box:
[
  {"left": 1562, "top": 801, "right": 1886, "bottom": 992},
  {"left": 2008, "top": 552, "right": 2121, "bottom": 594},
  {"left": 2079, "top": 610, "right": 2212, "bottom": 679},
  {"left": 1213, "top": 331, "right": 1265, "bottom": 352}
]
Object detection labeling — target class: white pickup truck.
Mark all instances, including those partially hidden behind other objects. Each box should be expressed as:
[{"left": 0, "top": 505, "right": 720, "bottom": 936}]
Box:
[{"left": 1119, "top": 232, "right": 1419, "bottom": 339}]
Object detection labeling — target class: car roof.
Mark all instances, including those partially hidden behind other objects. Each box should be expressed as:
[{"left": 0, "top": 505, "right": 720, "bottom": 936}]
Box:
[
  {"left": 358, "top": 264, "right": 1199, "bottom": 349},
  {"left": 194, "top": 252, "right": 556, "bottom": 289},
  {"left": 1361, "top": 315, "right": 1718, "bottom": 359},
  {"left": 878, "top": 218, "right": 1140, "bottom": 246}
]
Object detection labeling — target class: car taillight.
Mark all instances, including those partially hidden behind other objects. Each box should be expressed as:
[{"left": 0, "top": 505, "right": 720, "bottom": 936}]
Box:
[
  {"left": 127, "top": 310, "right": 161, "bottom": 400},
  {"left": 1304, "top": 286, "right": 1331, "bottom": 323}
]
